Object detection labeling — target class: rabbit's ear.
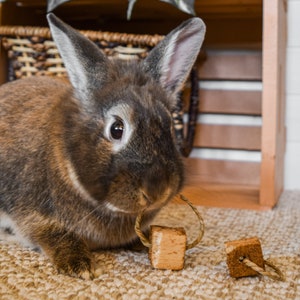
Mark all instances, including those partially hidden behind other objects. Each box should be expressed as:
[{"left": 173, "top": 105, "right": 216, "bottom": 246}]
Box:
[
  {"left": 143, "top": 18, "right": 205, "bottom": 99},
  {"left": 47, "top": 13, "right": 111, "bottom": 101}
]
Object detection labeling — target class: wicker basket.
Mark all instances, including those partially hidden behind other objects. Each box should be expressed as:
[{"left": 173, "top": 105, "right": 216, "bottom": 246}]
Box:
[{"left": 0, "top": 25, "right": 198, "bottom": 157}]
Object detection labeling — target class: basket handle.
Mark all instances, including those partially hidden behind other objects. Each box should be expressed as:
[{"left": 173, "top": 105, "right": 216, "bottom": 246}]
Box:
[{"left": 174, "top": 66, "right": 199, "bottom": 157}]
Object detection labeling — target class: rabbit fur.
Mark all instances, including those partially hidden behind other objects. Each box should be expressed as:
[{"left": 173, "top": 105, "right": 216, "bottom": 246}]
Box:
[{"left": 0, "top": 13, "right": 205, "bottom": 279}]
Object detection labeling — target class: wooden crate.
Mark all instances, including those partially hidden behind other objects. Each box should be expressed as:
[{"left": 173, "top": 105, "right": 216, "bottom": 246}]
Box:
[
  {"left": 182, "top": 49, "right": 264, "bottom": 209},
  {"left": 182, "top": 1, "right": 287, "bottom": 210},
  {"left": 0, "top": 0, "right": 287, "bottom": 210}
]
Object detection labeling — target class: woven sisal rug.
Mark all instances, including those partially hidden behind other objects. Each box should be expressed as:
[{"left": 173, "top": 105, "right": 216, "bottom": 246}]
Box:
[{"left": 0, "top": 191, "right": 299, "bottom": 299}]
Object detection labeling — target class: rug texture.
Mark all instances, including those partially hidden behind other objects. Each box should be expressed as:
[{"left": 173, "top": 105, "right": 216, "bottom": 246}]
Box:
[{"left": 0, "top": 191, "right": 299, "bottom": 300}]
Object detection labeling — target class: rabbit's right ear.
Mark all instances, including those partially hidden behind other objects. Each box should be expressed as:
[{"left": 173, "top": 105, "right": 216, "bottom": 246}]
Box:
[
  {"left": 143, "top": 18, "right": 205, "bottom": 104},
  {"left": 47, "top": 13, "right": 111, "bottom": 103}
]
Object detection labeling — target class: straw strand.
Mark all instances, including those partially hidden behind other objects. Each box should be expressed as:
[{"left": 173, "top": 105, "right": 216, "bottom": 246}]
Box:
[
  {"left": 134, "top": 194, "right": 204, "bottom": 250},
  {"left": 240, "top": 257, "right": 285, "bottom": 281}
]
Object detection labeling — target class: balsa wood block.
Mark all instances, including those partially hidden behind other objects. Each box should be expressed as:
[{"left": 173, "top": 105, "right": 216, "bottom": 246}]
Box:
[
  {"left": 225, "top": 237, "right": 265, "bottom": 278},
  {"left": 149, "top": 225, "right": 187, "bottom": 271}
]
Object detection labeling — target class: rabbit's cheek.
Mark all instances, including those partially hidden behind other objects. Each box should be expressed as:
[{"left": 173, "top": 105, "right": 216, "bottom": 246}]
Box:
[
  {"left": 145, "top": 186, "right": 173, "bottom": 211},
  {"left": 104, "top": 186, "right": 147, "bottom": 214}
]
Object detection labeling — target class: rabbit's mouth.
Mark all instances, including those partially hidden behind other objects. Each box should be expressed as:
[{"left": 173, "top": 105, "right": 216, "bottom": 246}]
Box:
[
  {"left": 140, "top": 188, "right": 173, "bottom": 212},
  {"left": 103, "top": 187, "right": 174, "bottom": 215}
]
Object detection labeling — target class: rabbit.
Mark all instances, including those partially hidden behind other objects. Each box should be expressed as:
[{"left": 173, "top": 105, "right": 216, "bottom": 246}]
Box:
[{"left": 0, "top": 13, "right": 205, "bottom": 279}]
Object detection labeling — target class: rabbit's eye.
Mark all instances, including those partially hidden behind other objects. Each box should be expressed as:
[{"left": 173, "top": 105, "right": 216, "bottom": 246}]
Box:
[{"left": 110, "top": 119, "right": 124, "bottom": 140}]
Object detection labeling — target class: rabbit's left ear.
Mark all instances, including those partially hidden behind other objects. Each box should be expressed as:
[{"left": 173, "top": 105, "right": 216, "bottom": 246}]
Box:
[
  {"left": 47, "top": 13, "right": 112, "bottom": 102},
  {"left": 143, "top": 18, "right": 205, "bottom": 98}
]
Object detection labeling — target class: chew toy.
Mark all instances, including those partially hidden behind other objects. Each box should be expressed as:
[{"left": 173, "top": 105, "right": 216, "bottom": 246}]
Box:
[
  {"left": 225, "top": 237, "right": 285, "bottom": 281},
  {"left": 135, "top": 194, "right": 204, "bottom": 270}
]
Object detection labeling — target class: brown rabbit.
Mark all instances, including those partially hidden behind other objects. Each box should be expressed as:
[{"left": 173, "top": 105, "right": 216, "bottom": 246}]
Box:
[{"left": 0, "top": 13, "right": 205, "bottom": 279}]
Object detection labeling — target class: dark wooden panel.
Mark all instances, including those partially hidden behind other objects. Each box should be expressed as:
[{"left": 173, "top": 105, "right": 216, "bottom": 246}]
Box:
[
  {"left": 13, "top": 0, "right": 263, "bottom": 18},
  {"left": 3, "top": 0, "right": 263, "bottom": 43}
]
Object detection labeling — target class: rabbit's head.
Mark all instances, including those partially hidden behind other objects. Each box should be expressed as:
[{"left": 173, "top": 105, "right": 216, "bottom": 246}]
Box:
[{"left": 47, "top": 14, "right": 205, "bottom": 214}]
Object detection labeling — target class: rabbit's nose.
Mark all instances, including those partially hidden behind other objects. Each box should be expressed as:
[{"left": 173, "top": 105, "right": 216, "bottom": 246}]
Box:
[
  {"left": 142, "top": 172, "right": 170, "bottom": 203},
  {"left": 140, "top": 184, "right": 173, "bottom": 211}
]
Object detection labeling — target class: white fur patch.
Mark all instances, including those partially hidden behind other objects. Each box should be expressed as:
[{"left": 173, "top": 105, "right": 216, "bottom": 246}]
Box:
[
  {"left": 0, "top": 212, "right": 35, "bottom": 248},
  {"left": 66, "top": 160, "right": 99, "bottom": 206},
  {"left": 104, "top": 104, "right": 134, "bottom": 153},
  {"left": 104, "top": 202, "right": 131, "bottom": 214}
]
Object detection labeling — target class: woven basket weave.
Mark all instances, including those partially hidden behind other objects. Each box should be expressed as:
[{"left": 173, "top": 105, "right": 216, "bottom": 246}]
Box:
[
  {"left": 0, "top": 26, "right": 165, "bottom": 80},
  {"left": 0, "top": 26, "right": 198, "bottom": 156}
]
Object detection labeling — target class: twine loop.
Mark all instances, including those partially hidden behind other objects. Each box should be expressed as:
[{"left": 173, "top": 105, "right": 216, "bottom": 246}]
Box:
[
  {"left": 134, "top": 194, "right": 205, "bottom": 250},
  {"left": 239, "top": 257, "right": 285, "bottom": 281}
]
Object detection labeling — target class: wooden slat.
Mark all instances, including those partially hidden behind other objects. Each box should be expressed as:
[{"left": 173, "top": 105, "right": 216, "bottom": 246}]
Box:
[
  {"left": 181, "top": 183, "right": 271, "bottom": 210},
  {"left": 183, "top": 89, "right": 262, "bottom": 115},
  {"left": 260, "top": 0, "right": 287, "bottom": 207},
  {"left": 200, "top": 90, "right": 262, "bottom": 115},
  {"left": 184, "top": 158, "right": 260, "bottom": 186},
  {"left": 192, "top": 124, "right": 261, "bottom": 150},
  {"left": 198, "top": 51, "right": 262, "bottom": 80}
]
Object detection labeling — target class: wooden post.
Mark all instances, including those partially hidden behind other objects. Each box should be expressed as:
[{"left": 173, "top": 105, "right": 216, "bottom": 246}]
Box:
[{"left": 260, "top": 0, "right": 287, "bottom": 207}]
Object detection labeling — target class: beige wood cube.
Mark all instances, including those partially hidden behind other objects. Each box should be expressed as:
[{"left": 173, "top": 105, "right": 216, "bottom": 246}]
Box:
[
  {"left": 149, "top": 225, "right": 187, "bottom": 270},
  {"left": 225, "top": 237, "right": 265, "bottom": 278}
]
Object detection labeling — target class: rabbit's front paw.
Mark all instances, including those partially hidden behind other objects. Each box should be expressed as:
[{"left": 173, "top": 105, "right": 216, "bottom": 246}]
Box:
[
  {"left": 54, "top": 247, "right": 95, "bottom": 280},
  {"left": 36, "top": 226, "right": 95, "bottom": 280}
]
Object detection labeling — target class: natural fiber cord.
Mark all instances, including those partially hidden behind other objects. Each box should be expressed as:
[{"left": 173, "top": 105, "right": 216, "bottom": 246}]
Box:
[
  {"left": 134, "top": 194, "right": 205, "bottom": 250},
  {"left": 240, "top": 257, "right": 285, "bottom": 281}
]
